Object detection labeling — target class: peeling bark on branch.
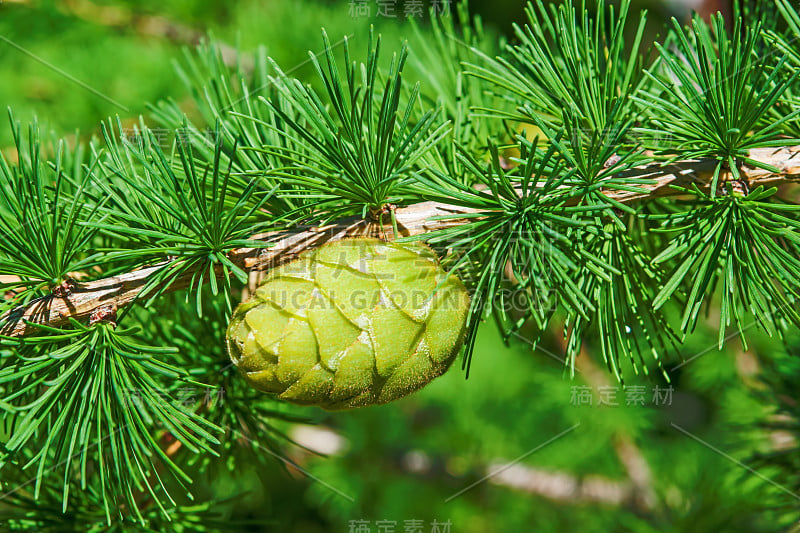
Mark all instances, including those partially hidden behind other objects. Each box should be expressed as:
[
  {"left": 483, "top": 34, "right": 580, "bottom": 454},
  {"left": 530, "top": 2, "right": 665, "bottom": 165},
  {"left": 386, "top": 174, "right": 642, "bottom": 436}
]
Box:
[{"left": 3, "top": 146, "right": 800, "bottom": 338}]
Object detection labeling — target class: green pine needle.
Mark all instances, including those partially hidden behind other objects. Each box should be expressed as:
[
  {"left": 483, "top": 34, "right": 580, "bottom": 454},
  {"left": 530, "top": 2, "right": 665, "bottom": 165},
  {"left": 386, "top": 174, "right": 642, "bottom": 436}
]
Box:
[
  {"left": 636, "top": 13, "right": 800, "bottom": 197},
  {"left": 88, "top": 120, "right": 278, "bottom": 315},
  {"left": 0, "top": 112, "right": 106, "bottom": 304},
  {"left": 652, "top": 185, "right": 800, "bottom": 347},
  {"left": 240, "top": 27, "right": 451, "bottom": 220},
  {"left": 0, "top": 322, "right": 221, "bottom": 524}
]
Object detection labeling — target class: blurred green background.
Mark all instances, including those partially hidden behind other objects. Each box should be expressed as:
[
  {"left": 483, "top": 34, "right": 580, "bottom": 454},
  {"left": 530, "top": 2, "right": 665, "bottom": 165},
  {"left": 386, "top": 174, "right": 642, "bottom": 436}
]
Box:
[
  {"left": 1, "top": 1, "right": 798, "bottom": 531},
  {"left": 0, "top": 0, "right": 713, "bottom": 148}
]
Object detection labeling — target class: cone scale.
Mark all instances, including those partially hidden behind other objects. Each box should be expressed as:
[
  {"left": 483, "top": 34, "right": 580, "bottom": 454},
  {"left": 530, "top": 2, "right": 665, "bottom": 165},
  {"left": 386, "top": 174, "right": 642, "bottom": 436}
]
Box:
[{"left": 226, "top": 238, "right": 470, "bottom": 409}]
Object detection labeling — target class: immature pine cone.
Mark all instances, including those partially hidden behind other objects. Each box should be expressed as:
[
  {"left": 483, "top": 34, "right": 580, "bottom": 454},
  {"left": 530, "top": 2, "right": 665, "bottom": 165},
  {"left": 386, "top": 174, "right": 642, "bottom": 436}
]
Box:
[{"left": 226, "top": 238, "right": 470, "bottom": 409}]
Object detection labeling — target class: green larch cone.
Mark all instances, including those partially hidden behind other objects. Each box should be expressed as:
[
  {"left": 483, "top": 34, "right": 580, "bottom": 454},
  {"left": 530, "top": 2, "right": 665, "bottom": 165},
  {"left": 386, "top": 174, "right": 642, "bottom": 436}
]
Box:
[{"left": 226, "top": 237, "right": 470, "bottom": 409}]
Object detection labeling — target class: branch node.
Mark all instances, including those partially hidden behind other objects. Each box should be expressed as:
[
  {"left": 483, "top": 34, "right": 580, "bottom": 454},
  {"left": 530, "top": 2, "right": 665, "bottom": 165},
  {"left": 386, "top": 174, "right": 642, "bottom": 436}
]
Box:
[
  {"left": 51, "top": 278, "right": 77, "bottom": 298},
  {"left": 89, "top": 304, "right": 118, "bottom": 327}
]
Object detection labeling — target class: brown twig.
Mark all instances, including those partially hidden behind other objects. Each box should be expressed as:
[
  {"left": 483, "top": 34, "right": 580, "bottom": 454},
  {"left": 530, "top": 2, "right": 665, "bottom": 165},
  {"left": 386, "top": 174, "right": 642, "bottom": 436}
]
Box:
[
  {"left": 3, "top": 146, "right": 800, "bottom": 338},
  {"left": 487, "top": 461, "right": 646, "bottom": 509}
]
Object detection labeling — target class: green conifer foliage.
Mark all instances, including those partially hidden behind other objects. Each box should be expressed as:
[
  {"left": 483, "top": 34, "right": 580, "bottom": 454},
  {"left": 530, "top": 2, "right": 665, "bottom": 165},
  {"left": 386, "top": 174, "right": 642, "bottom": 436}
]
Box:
[{"left": 1, "top": 0, "right": 800, "bottom": 529}]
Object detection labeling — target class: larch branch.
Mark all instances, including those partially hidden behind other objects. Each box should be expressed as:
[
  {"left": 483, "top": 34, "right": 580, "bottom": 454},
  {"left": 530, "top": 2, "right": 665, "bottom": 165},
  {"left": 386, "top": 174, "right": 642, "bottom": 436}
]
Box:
[{"left": 3, "top": 145, "right": 800, "bottom": 338}]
